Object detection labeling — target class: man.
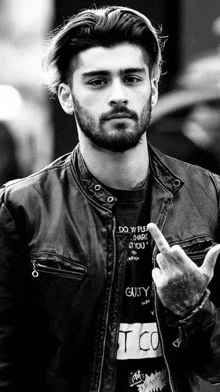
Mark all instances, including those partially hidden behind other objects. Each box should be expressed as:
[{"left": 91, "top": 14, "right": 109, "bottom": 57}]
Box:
[{"left": 0, "top": 6, "right": 220, "bottom": 392}]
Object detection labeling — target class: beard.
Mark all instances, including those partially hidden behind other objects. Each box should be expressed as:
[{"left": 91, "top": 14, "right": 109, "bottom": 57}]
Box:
[{"left": 72, "top": 95, "right": 152, "bottom": 153}]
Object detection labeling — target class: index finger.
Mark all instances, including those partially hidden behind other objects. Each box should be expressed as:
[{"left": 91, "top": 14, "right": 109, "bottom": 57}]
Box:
[{"left": 147, "top": 223, "right": 170, "bottom": 255}]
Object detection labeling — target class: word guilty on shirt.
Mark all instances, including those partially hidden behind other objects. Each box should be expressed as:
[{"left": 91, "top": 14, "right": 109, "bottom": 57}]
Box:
[{"left": 125, "top": 286, "right": 150, "bottom": 297}]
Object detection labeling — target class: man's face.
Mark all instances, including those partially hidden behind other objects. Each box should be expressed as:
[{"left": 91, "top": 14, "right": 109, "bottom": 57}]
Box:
[{"left": 60, "top": 43, "right": 158, "bottom": 152}]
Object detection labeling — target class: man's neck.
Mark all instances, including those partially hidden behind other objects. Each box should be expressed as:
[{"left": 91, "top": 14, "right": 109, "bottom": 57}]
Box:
[{"left": 79, "top": 136, "right": 149, "bottom": 190}]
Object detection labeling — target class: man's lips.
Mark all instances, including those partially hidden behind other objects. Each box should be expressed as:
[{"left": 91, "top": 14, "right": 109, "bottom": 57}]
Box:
[{"left": 105, "top": 112, "right": 133, "bottom": 120}]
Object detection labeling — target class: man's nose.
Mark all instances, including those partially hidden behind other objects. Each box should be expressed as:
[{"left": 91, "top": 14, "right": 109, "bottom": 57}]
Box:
[{"left": 108, "top": 81, "right": 129, "bottom": 106}]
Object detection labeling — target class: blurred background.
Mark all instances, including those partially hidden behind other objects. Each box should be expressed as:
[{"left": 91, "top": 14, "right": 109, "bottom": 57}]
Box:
[
  {"left": 1, "top": 0, "right": 220, "bottom": 186},
  {"left": 0, "top": 0, "right": 220, "bottom": 390}
]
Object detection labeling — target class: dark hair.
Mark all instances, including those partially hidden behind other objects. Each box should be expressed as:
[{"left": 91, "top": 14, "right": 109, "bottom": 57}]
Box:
[{"left": 43, "top": 6, "right": 164, "bottom": 95}]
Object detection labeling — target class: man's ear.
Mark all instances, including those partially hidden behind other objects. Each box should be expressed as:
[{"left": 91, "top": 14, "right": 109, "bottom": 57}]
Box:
[
  {"left": 151, "top": 78, "right": 158, "bottom": 108},
  {"left": 58, "top": 83, "right": 74, "bottom": 115}
]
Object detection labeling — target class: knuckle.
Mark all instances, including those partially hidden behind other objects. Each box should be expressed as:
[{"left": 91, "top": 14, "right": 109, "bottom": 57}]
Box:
[
  {"left": 160, "top": 246, "right": 170, "bottom": 255},
  {"left": 156, "top": 253, "right": 163, "bottom": 261}
]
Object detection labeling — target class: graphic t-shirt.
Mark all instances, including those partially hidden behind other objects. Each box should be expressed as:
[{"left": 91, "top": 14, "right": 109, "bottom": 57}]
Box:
[{"left": 107, "top": 177, "right": 170, "bottom": 392}]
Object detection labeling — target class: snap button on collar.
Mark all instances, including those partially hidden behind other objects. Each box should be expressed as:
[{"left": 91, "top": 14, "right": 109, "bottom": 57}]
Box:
[
  {"left": 107, "top": 196, "right": 114, "bottom": 203},
  {"left": 173, "top": 179, "right": 181, "bottom": 187},
  {"left": 94, "top": 184, "right": 101, "bottom": 191}
]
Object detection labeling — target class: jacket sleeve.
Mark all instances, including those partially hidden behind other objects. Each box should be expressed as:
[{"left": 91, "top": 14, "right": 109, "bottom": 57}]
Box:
[
  {"left": 177, "top": 288, "right": 220, "bottom": 384},
  {"left": 169, "top": 171, "right": 220, "bottom": 384},
  {"left": 0, "top": 197, "right": 48, "bottom": 390}
]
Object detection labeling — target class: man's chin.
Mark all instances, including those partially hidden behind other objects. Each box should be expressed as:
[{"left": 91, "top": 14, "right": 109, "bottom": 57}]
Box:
[{"left": 90, "top": 135, "right": 143, "bottom": 153}]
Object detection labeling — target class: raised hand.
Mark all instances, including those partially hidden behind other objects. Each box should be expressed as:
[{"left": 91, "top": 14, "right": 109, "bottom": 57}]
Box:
[{"left": 147, "top": 223, "right": 220, "bottom": 316}]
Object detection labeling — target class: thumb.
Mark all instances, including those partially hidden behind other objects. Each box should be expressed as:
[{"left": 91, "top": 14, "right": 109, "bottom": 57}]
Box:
[{"left": 201, "top": 244, "right": 220, "bottom": 278}]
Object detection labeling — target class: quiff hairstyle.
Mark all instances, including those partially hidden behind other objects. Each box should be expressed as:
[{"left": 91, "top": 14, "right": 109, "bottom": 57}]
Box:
[{"left": 43, "top": 6, "right": 164, "bottom": 96}]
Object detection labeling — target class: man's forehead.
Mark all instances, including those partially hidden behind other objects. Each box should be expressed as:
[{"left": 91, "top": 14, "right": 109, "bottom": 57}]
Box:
[{"left": 74, "top": 43, "right": 150, "bottom": 73}]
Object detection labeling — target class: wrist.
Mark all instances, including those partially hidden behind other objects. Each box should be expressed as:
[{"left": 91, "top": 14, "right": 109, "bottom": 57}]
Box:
[
  {"left": 167, "top": 292, "right": 204, "bottom": 317},
  {"left": 177, "top": 289, "right": 210, "bottom": 324}
]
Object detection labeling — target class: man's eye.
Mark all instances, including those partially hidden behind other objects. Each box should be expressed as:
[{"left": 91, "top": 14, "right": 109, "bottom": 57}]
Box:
[
  {"left": 87, "top": 79, "right": 107, "bottom": 87},
  {"left": 124, "top": 76, "right": 141, "bottom": 84}
]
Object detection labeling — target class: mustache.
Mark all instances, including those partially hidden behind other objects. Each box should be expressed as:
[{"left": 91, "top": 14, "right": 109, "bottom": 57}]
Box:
[{"left": 100, "top": 105, "right": 138, "bottom": 123}]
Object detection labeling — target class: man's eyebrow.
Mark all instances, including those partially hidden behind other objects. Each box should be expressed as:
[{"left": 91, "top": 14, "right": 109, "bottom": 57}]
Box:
[
  {"left": 82, "top": 68, "right": 146, "bottom": 78},
  {"left": 82, "top": 70, "right": 109, "bottom": 78},
  {"left": 123, "top": 67, "right": 146, "bottom": 74}
]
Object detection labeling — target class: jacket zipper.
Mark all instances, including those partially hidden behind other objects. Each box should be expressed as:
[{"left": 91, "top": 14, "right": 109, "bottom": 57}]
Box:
[
  {"left": 153, "top": 196, "right": 175, "bottom": 392},
  {"left": 153, "top": 256, "right": 175, "bottom": 392},
  {"left": 31, "top": 260, "right": 39, "bottom": 277},
  {"left": 97, "top": 216, "right": 117, "bottom": 392},
  {"left": 31, "top": 259, "right": 85, "bottom": 279}
]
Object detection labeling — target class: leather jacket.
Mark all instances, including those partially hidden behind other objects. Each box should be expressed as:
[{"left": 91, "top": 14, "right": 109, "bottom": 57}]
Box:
[{"left": 0, "top": 143, "right": 220, "bottom": 392}]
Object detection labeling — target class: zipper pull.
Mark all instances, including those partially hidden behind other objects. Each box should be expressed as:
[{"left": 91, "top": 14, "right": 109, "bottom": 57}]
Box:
[
  {"left": 173, "top": 327, "right": 183, "bottom": 348},
  {"left": 173, "top": 337, "right": 182, "bottom": 348},
  {"left": 31, "top": 260, "right": 39, "bottom": 278}
]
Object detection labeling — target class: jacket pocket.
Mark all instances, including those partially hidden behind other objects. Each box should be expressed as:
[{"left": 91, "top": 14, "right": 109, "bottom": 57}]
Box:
[
  {"left": 30, "top": 252, "right": 87, "bottom": 279},
  {"left": 173, "top": 236, "right": 216, "bottom": 266}
]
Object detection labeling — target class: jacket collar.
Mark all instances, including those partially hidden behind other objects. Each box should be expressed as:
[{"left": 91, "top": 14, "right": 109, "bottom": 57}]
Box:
[
  {"left": 74, "top": 144, "right": 118, "bottom": 210},
  {"left": 148, "top": 143, "right": 184, "bottom": 194},
  {"left": 72, "top": 142, "right": 184, "bottom": 209}
]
